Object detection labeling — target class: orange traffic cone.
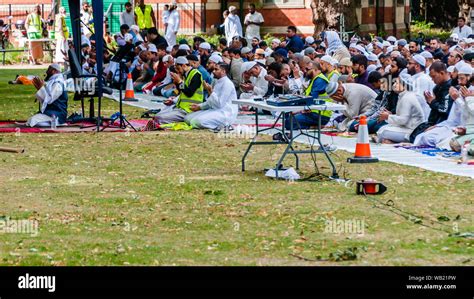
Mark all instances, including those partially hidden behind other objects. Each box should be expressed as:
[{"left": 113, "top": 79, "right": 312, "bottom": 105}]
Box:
[
  {"left": 124, "top": 73, "right": 138, "bottom": 101},
  {"left": 347, "top": 115, "right": 379, "bottom": 163}
]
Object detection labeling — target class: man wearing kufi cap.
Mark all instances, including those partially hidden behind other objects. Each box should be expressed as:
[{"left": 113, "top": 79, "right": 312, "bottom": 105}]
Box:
[
  {"left": 376, "top": 73, "right": 425, "bottom": 143},
  {"left": 224, "top": 6, "right": 243, "bottom": 46},
  {"left": 320, "top": 55, "right": 340, "bottom": 83},
  {"left": 27, "top": 64, "right": 68, "bottom": 127},
  {"left": 164, "top": 1, "right": 180, "bottom": 47},
  {"left": 408, "top": 54, "right": 435, "bottom": 120},
  {"left": 198, "top": 42, "right": 212, "bottom": 69},
  {"left": 150, "top": 56, "right": 205, "bottom": 126},
  {"left": 239, "top": 61, "right": 268, "bottom": 99},
  {"left": 337, "top": 57, "right": 353, "bottom": 76}
]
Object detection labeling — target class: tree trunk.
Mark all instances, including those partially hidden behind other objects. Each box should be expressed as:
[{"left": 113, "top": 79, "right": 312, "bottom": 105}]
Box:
[{"left": 310, "top": 0, "right": 359, "bottom": 36}]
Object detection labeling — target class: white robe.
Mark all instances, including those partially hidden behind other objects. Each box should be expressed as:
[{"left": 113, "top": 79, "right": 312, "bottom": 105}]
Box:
[
  {"left": 27, "top": 74, "right": 65, "bottom": 127},
  {"left": 378, "top": 91, "right": 425, "bottom": 142},
  {"left": 239, "top": 67, "right": 268, "bottom": 99},
  {"left": 244, "top": 11, "right": 264, "bottom": 41},
  {"left": 411, "top": 71, "right": 434, "bottom": 121},
  {"left": 414, "top": 86, "right": 474, "bottom": 148},
  {"left": 224, "top": 14, "right": 243, "bottom": 46},
  {"left": 165, "top": 10, "right": 180, "bottom": 47},
  {"left": 185, "top": 76, "right": 238, "bottom": 129}
]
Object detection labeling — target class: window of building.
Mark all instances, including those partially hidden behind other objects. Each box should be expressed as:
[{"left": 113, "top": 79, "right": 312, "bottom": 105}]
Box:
[{"left": 264, "top": 0, "right": 305, "bottom": 8}]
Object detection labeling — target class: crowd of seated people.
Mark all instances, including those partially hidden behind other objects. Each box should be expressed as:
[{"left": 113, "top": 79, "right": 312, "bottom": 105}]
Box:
[{"left": 33, "top": 13, "right": 474, "bottom": 157}]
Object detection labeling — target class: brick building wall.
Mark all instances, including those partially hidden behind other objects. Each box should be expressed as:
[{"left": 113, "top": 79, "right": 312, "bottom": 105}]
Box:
[{"left": 0, "top": 0, "right": 410, "bottom": 38}]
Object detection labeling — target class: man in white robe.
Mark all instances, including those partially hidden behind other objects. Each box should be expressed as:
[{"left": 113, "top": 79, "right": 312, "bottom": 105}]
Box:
[
  {"left": 408, "top": 55, "right": 434, "bottom": 121},
  {"left": 239, "top": 61, "right": 268, "bottom": 99},
  {"left": 224, "top": 6, "right": 243, "bottom": 46},
  {"left": 377, "top": 75, "right": 425, "bottom": 143},
  {"left": 414, "top": 66, "right": 474, "bottom": 147},
  {"left": 27, "top": 64, "right": 68, "bottom": 127},
  {"left": 244, "top": 3, "right": 264, "bottom": 45},
  {"left": 185, "top": 63, "right": 238, "bottom": 130},
  {"left": 165, "top": 3, "right": 180, "bottom": 47}
]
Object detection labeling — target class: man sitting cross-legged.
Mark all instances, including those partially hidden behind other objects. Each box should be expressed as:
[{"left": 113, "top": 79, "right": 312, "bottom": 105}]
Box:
[
  {"left": 185, "top": 63, "right": 238, "bottom": 130},
  {"left": 146, "top": 56, "right": 204, "bottom": 129},
  {"left": 27, "top": 64, "right": 68, "bottom": 127}
]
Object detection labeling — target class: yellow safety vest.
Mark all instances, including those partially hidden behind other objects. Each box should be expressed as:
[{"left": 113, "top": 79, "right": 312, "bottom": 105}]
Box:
[
  {"left": 176, "top": 69, "right": 204, "bottom": 113},
  {"left": 135, "top": 5, "right": 153, "bottom": 29},
  {"left": 63, "top": 17, "right": 69, "bottom": 39},
  {"left": 28, "top": 13, "right": 42, "bottom": 32},
  {"left": 306, "top": 73, "right": 333, "bottom": 118},
  {"left": 327, "top": 69, "right": 340, "bottom": 81},
  {"left": 56, "top": 16, "right": 69, "bottom": 39}
]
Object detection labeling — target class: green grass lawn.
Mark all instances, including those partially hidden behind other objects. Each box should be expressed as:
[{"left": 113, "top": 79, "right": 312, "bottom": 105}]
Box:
[{"left": 0, "top": 68, "right": 472, "bottom": 266}]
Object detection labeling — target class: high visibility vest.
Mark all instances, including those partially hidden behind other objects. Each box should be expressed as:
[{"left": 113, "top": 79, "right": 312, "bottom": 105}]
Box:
[
  {"left": 28, "top": 13, "right": 42, "bottom": 32},
  {"left": 306, "top": 73, "right": 333, "bottom": 118},
  {"left": 327, "top": 69, "right": 340, "bottom": 81},
  {"left": 62, "top": 17, "right": 69, "bottom": 39},
  {"left": 135, "top": 5, "right": 153, "bottom": 29},
  {"left": 176, "top": 69, "right": 204, "bottom": 113},
  {"left": 56, "top": 16, "right": 69, "bottom": 39}
]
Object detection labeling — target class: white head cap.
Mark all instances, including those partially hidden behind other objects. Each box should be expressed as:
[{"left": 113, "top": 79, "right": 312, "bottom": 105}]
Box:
[
  {"left": 124, "top": 33, "right": 133, "bottom": 42},
  {"left": 148, "top": 44, "right": 158, "bottom": 53},
  {"left": 199, "top": 42, "right": 211, "bottom": 50},
  {"left": 458, "top": 64, "right": 473, "bottom": 75},
  {"left": 209, "top": 54, "right": 223, "bottom": 64},
  {"left": 420, "top": 51, "right": 433, "bottom": 59},
  {"left": 412, "top": 54, "right": 426, "bottom": 67},
  {"left": 163, "top": 55, "right": 173, "bottom": 63},
  {"left": 387, "top": 36, "right": 397, "bottom": 43},
  {"left": 305, "top": 36, "right": 315, "bottom": 44},
  {"left": 50, "top": 63, "right": 61, "bottom": 72},
  {"left": 178, "top": 44, "right": 191, "bottom": 51},
  {"left": 175, "top": 56, "right": 189, "bottom": 65},
  {"left": 241, "top": 61, "right": 257, "bottom": 74},
  {"left": 321, "top": 55, "right": 336, "bottom": 66}
]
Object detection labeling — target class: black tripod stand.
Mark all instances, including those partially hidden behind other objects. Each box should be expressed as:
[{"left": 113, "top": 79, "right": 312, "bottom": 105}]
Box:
[{"left": 101, "top": 44, "right": 137, "bottom": 131}]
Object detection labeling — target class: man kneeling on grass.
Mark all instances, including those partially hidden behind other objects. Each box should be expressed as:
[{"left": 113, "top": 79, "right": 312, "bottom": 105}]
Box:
[
  {"left": 27, "top": 64, "right": 68, "bottom": 127},
  {"left": 145, "top": 56, "right": 204, "bottom": 130}
]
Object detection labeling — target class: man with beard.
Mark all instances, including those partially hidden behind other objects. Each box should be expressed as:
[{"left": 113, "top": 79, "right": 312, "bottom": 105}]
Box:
[
  {"left": 27, "top": 64, "right": 68, "bottom": 127},
  {"left": 244, "top": 3, "right": 264, "bottom": 44},
  {"left": 185, "top": 63, "right": 238, "bottom": 130},
  {"left": 239, "top": 61, "right": 268, "bottom": 99},
  {"left": 410, "top": 61, "right": 454, "bottom": 142},
  {"left": 351, "top": 54, "right": 371, "bottom": 88},
  {"left": 284, "top": 61, "right": 332, "bottom": 130},
  {"left": 408, "top": 54, "right": 434, "bottom": 120},
  {"left": 165, "top": 2, "right": 180, "bottom": 47},
  {"left": 149, "top": 56, "right": 204, "bottom": 127},
  {"left": 415, "top": 64, "right": 473, "bottom": 147}
]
